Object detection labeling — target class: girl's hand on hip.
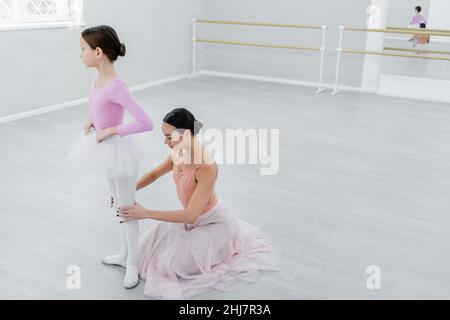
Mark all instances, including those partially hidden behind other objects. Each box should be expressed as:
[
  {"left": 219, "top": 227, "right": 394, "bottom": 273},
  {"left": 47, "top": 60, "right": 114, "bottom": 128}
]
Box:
[
  {"left": 118, "top": 202, "right": 147, "bottom": 222},
  {"left": 84, "top": 121, "right": 94, "bottom": 135},
  {"left": 96, "top": 127, "right": 117, "bottom": 143}
]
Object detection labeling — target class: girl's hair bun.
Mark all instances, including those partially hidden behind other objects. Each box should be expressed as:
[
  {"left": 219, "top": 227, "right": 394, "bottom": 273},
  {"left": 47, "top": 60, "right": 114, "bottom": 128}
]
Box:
[
  {"left": 82, "top": 25, "right": 126, "bottom": 61},
  {"left": 119, "top": 43, "right": 126, "bottom": 57}
]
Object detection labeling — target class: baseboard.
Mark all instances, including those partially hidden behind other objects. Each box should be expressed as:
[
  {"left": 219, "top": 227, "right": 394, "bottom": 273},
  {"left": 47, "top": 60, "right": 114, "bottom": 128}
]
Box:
[
  {"left": 0, "top": 97, "right": 89, "bottom": 124},
  {"left": 128, "top": 73, "right": 191, "bottom": 92},
  {"left": 198, "top": 70, "right": 374, "bottom": 94},
  {"left": 202, "top": 70, "right": 450, "bottom": 104},
  {"left": 0, "top": 73, "right": 191, "bottom": 124},
  {"left": 0, "top": 71, "right": 379, "bottom": 125}
]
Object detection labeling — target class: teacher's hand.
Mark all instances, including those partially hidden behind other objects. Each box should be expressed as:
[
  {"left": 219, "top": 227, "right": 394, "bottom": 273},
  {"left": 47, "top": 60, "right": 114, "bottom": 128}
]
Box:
[{"left": 118, "top": 202, "right": 147, "bottom": 222}]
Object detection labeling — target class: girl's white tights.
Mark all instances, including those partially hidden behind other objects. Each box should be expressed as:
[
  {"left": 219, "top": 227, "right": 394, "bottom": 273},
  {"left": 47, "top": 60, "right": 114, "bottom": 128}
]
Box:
[{"left": 103, "top": 175, "right": 140, "bottom": 289}]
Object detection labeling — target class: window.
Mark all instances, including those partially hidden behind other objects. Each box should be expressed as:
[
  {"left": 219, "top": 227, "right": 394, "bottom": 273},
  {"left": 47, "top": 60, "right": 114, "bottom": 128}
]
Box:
[{"left": 0, "top": 0, "right": 84, "bottom": 30}]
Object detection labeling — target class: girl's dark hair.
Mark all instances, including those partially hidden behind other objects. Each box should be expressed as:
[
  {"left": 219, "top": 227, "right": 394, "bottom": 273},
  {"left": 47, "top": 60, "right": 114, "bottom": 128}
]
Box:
[
  {"left": 81, "top": 25, "right": 126, "bottom": 62},
  {"left": 420, "top": 23, "right": 426, "bottom": 28},
  {"left": 163, "top": 108, "right": 204, "bottom": 136},
  {"left": 415, "top": 6, "right": 422, "bottom": 13}
]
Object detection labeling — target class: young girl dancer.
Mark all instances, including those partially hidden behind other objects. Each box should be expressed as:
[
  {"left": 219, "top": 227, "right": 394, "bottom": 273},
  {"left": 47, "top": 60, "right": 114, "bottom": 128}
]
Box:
[
  {"left": 410, "top": 6, "right": 427, "bottom": 27},
  {"left": 68, "top": 25, "right": 154, "bottom": 289},
  {"left": 118, "top": 108, "right": 279, "bottom": 299}
]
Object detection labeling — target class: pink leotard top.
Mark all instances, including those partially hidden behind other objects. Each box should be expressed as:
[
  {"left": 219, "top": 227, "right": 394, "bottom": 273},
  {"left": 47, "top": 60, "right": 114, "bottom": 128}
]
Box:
[
  {"left": 410, "top": 15, "right": 427, "bottom": 26},
  {"left": 88, "top": 78, "right": 154, "bottom": 137},
  {"left": 172, "top": 163, "right": 219, "bottom": 214}
]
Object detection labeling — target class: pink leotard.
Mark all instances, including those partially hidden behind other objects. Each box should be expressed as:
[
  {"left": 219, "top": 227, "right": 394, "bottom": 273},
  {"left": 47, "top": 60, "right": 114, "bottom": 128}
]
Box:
[
  {"left": 88, "top": 78, "right": 153, "bottom": 137},
  {"left": 173, "top": 163, "right": 219, "bottom": 214}
]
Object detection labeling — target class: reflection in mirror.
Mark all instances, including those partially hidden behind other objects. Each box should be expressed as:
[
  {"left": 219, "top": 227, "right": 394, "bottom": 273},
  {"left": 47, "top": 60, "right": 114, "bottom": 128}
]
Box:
[{"left": 382, "top": 0, "right": 450, "bottom": 81}]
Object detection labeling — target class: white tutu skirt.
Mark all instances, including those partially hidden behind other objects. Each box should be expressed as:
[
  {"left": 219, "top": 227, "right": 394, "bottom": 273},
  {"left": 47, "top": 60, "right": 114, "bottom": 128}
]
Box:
[{"left": 66, "top": 130, "right": 145, "bottom": 179}]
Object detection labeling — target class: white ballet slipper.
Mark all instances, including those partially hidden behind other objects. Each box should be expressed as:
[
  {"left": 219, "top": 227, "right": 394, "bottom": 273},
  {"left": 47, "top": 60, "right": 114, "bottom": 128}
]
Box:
[
  {"left": 123, "top": 264, "right": 140, "bottom": 289},
  {"left": 101, "top": 255, "right": 127, "bottom": 268}
]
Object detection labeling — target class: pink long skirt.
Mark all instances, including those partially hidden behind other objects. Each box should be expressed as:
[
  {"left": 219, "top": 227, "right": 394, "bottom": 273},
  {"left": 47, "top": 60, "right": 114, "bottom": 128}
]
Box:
[{"left": 137, "top": 200, "right": 279, "bottom": 300}]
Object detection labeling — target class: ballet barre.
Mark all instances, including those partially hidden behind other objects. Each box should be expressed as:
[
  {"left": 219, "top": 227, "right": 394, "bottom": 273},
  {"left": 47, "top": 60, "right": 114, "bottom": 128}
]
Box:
[
  {"left": 384, "top": 47, "right": 450, "bottom": 56},
  {"left": 195, "top": 19, "right": 323, "bottom": 30},
  {"left": 342, "top": 49, "right": 450, "bottom": 61},
  {"left": 387, "top": 26, "right": 450, "bottom": 35},
  {"left": 332, "top": 26, "right": 450, "bottom": 95},
  {"left": 344, "top": 27, "right": 450, "bottom": 37},
  {"left": 191, "top": 19, "right": 328, "bottom": 94},
  {"left": 195, "top": 38, "right": 320, "bottom": 51}
]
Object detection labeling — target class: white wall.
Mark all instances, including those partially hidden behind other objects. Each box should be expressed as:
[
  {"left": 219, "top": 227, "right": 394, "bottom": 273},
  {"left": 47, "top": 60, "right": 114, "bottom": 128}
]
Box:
[
  {"left": 5, "top": 0, "right": 444, "bottom": 119},
  {"left": 386, "top": 0, "right": 430, "bottom": 27},
  {"left": 0, "top": 0, "right": 205, "bottom": 118},
  {"left": 426, "top": 0, "right": 449, "bottom": 30},
  {"left": 427, "top": 0, "right": 450, "bottom": 44}
]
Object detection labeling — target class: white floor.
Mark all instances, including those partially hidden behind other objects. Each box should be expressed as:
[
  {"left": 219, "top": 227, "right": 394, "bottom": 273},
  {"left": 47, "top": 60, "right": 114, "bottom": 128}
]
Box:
[{"left": 1, "top": 75, "right": 450, "bottom": 299}]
